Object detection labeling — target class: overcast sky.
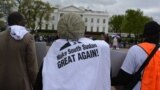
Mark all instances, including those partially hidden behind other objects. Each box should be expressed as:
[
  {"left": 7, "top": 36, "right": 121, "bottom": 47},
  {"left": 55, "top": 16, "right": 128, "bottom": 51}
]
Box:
[{"left": 43, "top": 0, "right": 160, "bottom": 23}]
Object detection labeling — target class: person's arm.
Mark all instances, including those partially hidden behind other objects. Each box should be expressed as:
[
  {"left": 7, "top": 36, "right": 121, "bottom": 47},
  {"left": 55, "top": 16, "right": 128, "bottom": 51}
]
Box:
[
  {"left": 26, "top": 34, "right": 38, "bottom": 86},
  {"left": 112, "top": 46, "right": 138, "bottom": 86},
  {"left": 111, "top": 69, "right": 134, "bottom": 86}
]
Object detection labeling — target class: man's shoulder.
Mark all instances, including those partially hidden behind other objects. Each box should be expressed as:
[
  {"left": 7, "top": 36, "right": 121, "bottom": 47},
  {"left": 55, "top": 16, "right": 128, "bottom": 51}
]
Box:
[
  {"left": 80, "top": 38, "right": 110, "bottom": 48},
  {"left": 24, "top": 33, "right": 33, "bottom": 38},
  {"left": 129, "top": 44, "right": 141, "bottom": 49},
  {"left": 22, "top": 33, "right": 34, "bottom": 43},
  {"left": 94, "top": 40, "right": 109, "bottom": 48},
  {"left": 128, "top": 44, "right": 144, "bottom": 55}
]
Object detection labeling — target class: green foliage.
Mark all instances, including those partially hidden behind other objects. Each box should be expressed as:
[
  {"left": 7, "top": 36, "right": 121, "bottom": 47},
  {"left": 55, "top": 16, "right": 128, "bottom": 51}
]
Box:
[
  {"left": 0, "top": 0, "right": 18, "bottom": 31},
  {"left": 121, "top": 9, "right": 152, "bottom": 35},
  {"left": 17, "top": 0, "right": 54, "bottom": 31},
  {"left": 109, "top": 15, "right": 124, "bottom": 33},
  {"left": 0, "top": 13, "right": 5, "bottom": 31},
  {"left": 0, "top": 13, "right": 3, "bottom": 18},
  {"left": 109, "top": 9, "right": 152, "bottom": 37},
  {"left": 0, "top": 20, "right": 5, "bottom": 27},
  {"left": 0, "top": 0, "right": 16, "bottom": 15},
  {"left": 0, "top": 21, "right": 6, "bottom": 31}
]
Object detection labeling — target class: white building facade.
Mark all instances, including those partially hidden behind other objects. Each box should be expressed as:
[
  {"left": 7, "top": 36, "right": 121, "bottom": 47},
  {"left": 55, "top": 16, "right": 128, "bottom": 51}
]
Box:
[{"left": 43, "top": 5, "right": 109, "bottom": 34}]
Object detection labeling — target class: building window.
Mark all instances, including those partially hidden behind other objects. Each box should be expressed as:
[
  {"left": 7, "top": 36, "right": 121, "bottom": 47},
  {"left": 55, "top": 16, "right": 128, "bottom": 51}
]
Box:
[
  {"left": 97, "top": 19, "right": 99, "bottom": 23},
  {"left": 91, "top": 26, "right": 93, "bottom": 32},
  {"left": 52, "top": 16, "right": 55, "bottom": 20},
  {"left": 103, "top": 19, "right": 106, "bottom": 23},
  {"left": 97, "top": 27, "right": 99, "bottom": 32},
  {"left": 91, "top": 18, "right": 94, "bottom": 23},
  {"left": 52, "top": 24, "right": 54, "bottom": 30},
  {"left": 60, "top": 13, "right": 64, "bottom": 17},
  {"left": 85, "top": 26, "right": 87, "bottom": 32},
  {"left": 85, "top": 18, "right": 87, "bottom": 22},
  {"left": 80, "top": 14, "right": 83, "bottom": 18},
  {"left": 45, "top": 24, "right": 48, "bottom": 30},
  {"left": 103, "top": 27, "right": 105, "bottom": 32}
]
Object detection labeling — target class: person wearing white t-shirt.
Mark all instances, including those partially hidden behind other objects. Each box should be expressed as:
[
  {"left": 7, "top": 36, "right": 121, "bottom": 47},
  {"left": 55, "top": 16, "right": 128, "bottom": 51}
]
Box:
[
  {"left": 34, "top": 13, "right": 111, "bottom": 90},
  {"left": 111, "top": 21, "right": 160, "bottom": 90}
]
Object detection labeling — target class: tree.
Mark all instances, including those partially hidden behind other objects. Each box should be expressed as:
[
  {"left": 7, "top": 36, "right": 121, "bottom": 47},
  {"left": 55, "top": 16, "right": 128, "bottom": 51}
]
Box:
[
  {"left": 121, "top": 9, "right": 152, "bottom": 35},
  {"left": 109, "top": 15, "right": 124, "bottom": 33},
  {"left": 0, "top": 0, "right": 16, "bottom": 15},
  {"left": 16, "top": 0, "right": 54, "bottom": 31},
  {"left": 120, "top": 9, "right": 152, "bottom": 43},
  {"left": 0, "top": 13, "right": 4, "bottom": 24},
  {"left": 34, "top": 1, "right": 54, "bottom": 31}
]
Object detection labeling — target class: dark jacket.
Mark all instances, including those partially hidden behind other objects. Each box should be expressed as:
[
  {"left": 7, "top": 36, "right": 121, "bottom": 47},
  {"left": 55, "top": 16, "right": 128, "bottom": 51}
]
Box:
[{"left": 0, "top": 30, "right": 38, "bottom": 90}]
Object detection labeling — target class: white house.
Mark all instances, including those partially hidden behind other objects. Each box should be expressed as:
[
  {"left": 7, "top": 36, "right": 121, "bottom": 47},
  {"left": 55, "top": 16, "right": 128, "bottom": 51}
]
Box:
[{"left": 42, "top": 5, "right": 109, "bottom": 34}]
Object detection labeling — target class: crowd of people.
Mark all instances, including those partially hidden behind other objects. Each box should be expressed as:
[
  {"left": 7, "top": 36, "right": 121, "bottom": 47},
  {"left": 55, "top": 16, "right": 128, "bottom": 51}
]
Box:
[{"left": 0, "top": 11, "right": 160, "bottom": 90}]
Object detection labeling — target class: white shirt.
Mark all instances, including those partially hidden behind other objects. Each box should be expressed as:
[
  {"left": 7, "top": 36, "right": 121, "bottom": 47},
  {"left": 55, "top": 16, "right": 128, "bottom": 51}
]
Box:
[
  {"left": 42, "top": 38, "right": 111, "bottom": 90},
  {"left": 121, "top": 45, "right": 148, "bottom": 90}
]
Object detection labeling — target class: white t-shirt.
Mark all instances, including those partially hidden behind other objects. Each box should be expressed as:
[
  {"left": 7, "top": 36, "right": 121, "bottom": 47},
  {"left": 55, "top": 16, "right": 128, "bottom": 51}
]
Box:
[
  {"left": 121, "top": 45, "right": 149, "bottom": 90},
  {"left": 42, "top": 38, "right": 111, "bottom": 90}
]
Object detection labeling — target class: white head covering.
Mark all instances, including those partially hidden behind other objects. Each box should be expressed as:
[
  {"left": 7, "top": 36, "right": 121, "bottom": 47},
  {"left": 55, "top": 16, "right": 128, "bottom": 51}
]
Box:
[
  {"left": 10, "top": 25, "right": 28, "bottom": 40},
  {"left": 57, "top": 13, "right": 85, "bottom": 40}
]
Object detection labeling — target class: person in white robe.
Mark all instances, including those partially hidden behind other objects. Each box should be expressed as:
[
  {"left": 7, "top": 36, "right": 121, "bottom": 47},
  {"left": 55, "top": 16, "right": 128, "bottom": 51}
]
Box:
[{"left": 34, "top": 12, "right": 111, "bottom": 90}]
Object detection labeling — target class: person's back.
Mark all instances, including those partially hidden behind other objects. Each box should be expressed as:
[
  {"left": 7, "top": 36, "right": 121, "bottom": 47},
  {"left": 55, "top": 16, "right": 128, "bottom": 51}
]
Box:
[
  {"left": 42, "top": 38, "right": 110, "bottom": 90},
  {"left": 0, "top": 12, "right": 38, "bottom": 90},
  {"left": 34, "top": 13, "right": 111, "bottom": 90},
  {"left": 138, "top": 42, "right": 160, "bottom": 90},
  {"left": 111, "top": 21, "right": 160, "bottom": 90}
]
